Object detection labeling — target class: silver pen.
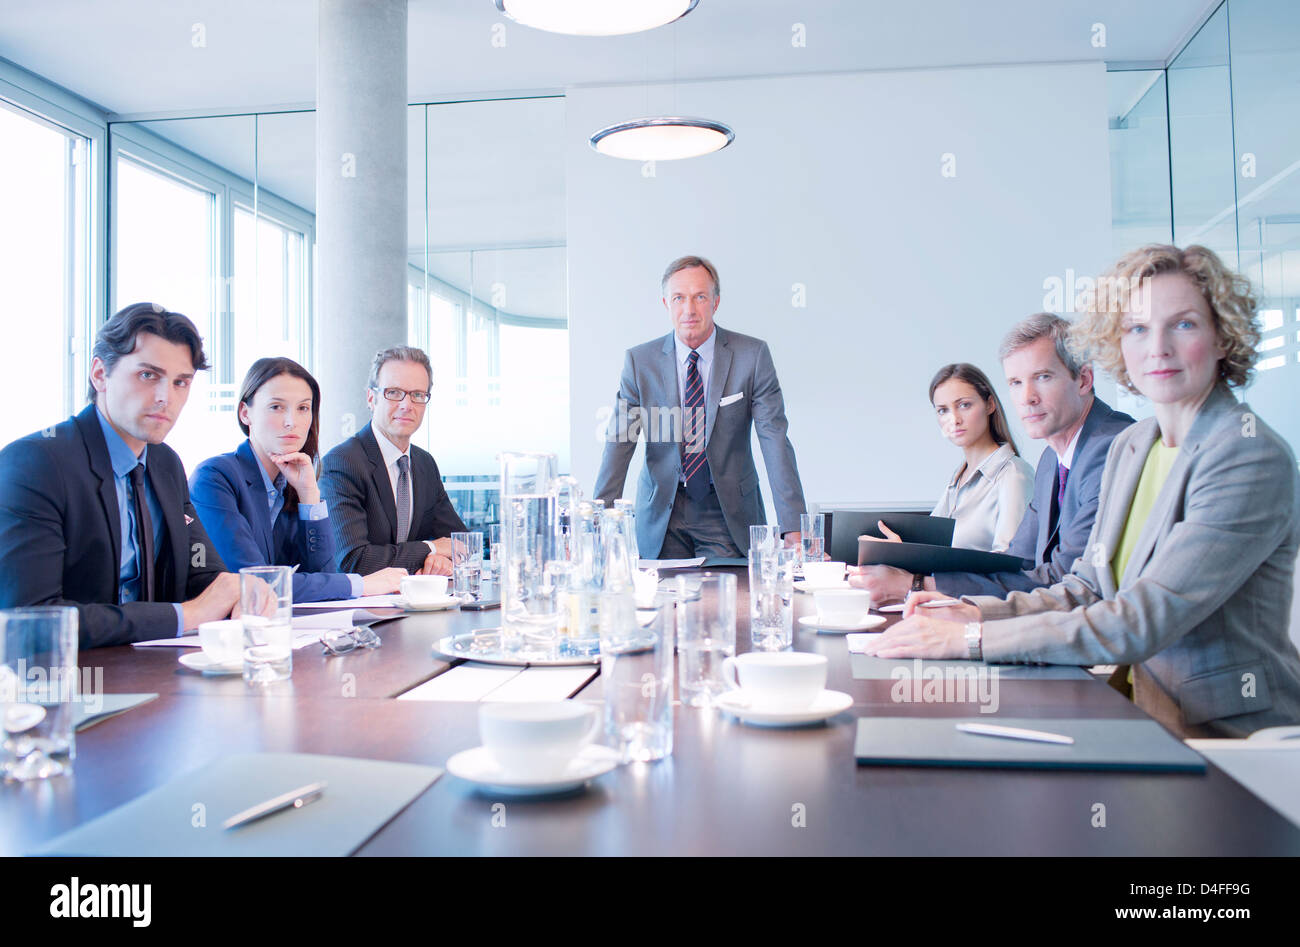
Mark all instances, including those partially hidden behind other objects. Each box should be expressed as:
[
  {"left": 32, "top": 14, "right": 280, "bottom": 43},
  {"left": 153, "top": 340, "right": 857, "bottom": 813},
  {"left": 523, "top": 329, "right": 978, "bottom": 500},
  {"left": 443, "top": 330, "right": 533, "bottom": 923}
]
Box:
[
  {"left": 956, "top": 723, "right": 1075, "bottom": 745},
  {"left": 223, "top": 780, "right": 327, "bottom": 830}
]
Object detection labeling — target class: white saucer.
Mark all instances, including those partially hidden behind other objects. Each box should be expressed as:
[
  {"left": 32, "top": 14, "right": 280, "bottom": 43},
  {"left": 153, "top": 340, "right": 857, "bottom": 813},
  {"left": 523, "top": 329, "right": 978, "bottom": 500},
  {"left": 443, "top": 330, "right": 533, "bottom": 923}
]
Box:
[
  {"left": 793, "top": 579, "right": 848, "bottom": 593},
  {"left": 394, "top": 594, "right": 463, "bottom": 612},
  {"left": 798, "top": 614, "right": 887, "bottom": 634},
  {"left": 178, "top": 652, "right": 242, "bottom": 675},
  {"left": 715, "top": 688, "right": 853, "bottom": 726},
  {"left": 446, "top": 744, "right": 621, "bottom": 796},
  {"left": 877, "top": 603, "right": 906, "bottom": 613}
]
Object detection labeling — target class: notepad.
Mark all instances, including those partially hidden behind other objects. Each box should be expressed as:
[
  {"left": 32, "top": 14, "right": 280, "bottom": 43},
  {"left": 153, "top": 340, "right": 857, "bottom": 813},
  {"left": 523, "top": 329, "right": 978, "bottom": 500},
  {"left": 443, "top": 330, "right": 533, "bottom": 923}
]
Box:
[
  {"left": 855, "top": 717, "right": 1206, "bottom": 772},
  {"left": 73, "top": 693, "right": 159, "bottom": 732},
  {"left": 35, "top": 752, "right": 443, "bottom": 856},
  {"left": 849, "top": 651, "right": 1091, "bottom": 681}
]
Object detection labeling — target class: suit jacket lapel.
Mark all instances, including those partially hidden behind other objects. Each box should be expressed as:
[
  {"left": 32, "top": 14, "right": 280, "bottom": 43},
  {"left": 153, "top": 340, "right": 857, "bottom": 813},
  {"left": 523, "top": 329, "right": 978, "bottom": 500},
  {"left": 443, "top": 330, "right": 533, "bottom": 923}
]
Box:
[
  {"left": 1035, "top": 452, "right": 1057, "bottom": 557},
  {"left": 704, "top": 328, "right": 732, "bottom": 448},
  {"left": 362, "top": 424, "right": 399, "bottom": 542},
  {"left": 236, "top": 440, "right": 276, "bottom": 561},
  {"left": 75, "top": 406, "right": 122, "bottom": 579},
  {"left": 1119, "top": 385, "right": 1238, "bottom": 586}
]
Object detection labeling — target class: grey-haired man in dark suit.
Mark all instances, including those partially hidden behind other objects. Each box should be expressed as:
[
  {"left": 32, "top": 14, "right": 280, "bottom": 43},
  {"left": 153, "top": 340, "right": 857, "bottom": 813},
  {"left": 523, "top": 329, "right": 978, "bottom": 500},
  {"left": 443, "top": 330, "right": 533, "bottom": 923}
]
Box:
[{"left": 319, "top": 346, "right": 465, "bottom": 576}]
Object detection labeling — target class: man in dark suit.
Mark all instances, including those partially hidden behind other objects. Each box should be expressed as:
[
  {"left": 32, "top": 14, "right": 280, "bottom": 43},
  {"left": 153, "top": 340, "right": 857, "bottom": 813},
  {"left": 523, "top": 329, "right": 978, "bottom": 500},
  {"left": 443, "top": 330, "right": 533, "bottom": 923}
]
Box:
[
  {"left": 0, "top": 303, "right": 239, "bottom": 649},
  {"left": 852, "top": 313, "right": 1134, "bottom": 602},
  {"left": 319, "top": 345, "right": 466, "bottom": 575}
]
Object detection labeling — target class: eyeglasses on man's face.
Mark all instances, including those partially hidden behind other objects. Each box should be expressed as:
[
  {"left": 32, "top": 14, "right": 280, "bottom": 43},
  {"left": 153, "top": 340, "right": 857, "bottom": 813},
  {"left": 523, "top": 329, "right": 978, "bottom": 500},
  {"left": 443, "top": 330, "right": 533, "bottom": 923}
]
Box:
[{"left": 371, "top": 386, "right": 431, "bottom": 404}]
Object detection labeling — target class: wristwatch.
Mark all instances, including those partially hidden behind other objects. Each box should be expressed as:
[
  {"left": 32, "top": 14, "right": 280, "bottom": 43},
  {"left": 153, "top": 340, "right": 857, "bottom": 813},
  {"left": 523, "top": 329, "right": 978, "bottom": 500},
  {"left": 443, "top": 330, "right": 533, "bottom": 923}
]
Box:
[
  {"left": 910, "top": 573, "right": 926, "bottom": 593},
  {"left": 964, "top": 621, "right": 983, "bottom": 661}
]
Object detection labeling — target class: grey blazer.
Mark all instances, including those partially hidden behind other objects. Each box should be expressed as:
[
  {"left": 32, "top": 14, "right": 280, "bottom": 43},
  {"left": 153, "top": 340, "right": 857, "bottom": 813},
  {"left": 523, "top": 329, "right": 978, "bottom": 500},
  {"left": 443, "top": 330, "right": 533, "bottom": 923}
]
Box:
[
  {"left": 969, "top": 384, "right": 1300, "bottom": 737},
  {"left": 593, "top": 326, "right": 807, "bottom": 556},
  {"left": 937, "top": 397, "right": 1134, "bottom": 597}
]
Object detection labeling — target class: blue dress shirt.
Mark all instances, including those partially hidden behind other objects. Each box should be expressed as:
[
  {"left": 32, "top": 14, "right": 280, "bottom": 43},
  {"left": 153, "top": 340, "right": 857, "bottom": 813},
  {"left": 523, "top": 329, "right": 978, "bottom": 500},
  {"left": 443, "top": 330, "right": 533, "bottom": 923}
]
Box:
[{"left": 94, "top": 408, "right": 185, "bottom": 634}]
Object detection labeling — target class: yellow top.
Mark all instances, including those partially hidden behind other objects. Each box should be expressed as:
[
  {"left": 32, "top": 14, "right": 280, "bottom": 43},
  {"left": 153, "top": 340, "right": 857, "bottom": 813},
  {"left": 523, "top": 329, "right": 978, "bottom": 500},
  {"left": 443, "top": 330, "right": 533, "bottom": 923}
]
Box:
[{"left": 1112, "top": 439, "right": 1181, "bottom": 585}]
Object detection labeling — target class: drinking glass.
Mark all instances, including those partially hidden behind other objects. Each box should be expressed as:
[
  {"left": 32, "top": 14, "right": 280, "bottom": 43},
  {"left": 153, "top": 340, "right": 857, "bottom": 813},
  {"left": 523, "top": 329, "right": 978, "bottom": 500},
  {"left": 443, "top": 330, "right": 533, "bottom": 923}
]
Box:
[
  {"left": 500, "top": 451, "right": 563, "bottom": 657},
  {"left": 241, "top": 565, "right": 293, "bottom": 684},
  {"left": 452, "top": 531, "right": 484, "bottom": 600},
  {"left": 602, "top": 597, "right": 673, "bottom": 763},
  {"left": 677, "top": 574, "right": 736, "bottom": 707},
  {"left": 800, "top": 512, "right": 825, "bottom": 565},
  {"left": 749, "top": 546, "right": 797, "bottom": 651},
  {"left": 1, "top": 607, "right": 78, "bottom": 780},
  {"left": 487, "top": 523, "right": 503, "bottom": 578}
]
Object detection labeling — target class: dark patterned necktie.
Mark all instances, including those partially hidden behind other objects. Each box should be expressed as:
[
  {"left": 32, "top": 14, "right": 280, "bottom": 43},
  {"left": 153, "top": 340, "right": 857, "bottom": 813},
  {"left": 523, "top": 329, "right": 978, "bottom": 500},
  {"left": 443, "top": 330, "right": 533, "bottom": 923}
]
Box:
[
  {"left": 396, "top": 455, "right": 412, "bottom": 543},
  {"left": 128, "top": 464, "right": 156, "bottom": 602},
  {"left": 682, "top": 350, "right": 711, "bottom": 501},
  {"left": 1057, "top": 463, "right": 1069, "bottom": 504}
]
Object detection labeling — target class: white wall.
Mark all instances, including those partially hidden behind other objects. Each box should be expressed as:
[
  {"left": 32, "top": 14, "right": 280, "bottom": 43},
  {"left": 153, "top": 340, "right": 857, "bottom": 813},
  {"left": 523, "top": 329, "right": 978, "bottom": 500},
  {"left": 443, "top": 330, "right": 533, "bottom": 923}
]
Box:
[{"left": 567, "top": 62, "right": 1113, "bottom": 515}]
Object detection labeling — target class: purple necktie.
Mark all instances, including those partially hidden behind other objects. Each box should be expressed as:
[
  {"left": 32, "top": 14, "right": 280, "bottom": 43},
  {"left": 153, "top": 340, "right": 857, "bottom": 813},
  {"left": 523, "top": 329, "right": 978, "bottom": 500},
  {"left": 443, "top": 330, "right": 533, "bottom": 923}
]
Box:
[
  {"left": 682, "top": 350, "right": 711, "bottom": 501},
  {"left": 1057, "top": 462, "right": 1069, "bottom": 505}
]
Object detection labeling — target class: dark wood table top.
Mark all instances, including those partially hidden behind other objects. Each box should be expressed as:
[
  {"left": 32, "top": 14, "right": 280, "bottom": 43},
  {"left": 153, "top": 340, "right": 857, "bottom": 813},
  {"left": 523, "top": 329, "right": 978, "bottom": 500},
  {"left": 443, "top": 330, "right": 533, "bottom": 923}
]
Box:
[{"left": 6, "top": 565, "right": 1299, "bottom": 856}]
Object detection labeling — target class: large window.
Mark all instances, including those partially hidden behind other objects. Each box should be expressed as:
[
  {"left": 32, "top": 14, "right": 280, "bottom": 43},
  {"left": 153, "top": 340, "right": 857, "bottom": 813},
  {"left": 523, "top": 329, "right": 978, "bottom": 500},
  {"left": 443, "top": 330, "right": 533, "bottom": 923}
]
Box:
[
  {"left": 113, "top": 151, "right": 227, "bottom": 470},
  {"left": 233, "top": 203, "right": 309, "bottom": 374},
  {"left": 0, "top": 99, "right": 92, "bottom": 445}
]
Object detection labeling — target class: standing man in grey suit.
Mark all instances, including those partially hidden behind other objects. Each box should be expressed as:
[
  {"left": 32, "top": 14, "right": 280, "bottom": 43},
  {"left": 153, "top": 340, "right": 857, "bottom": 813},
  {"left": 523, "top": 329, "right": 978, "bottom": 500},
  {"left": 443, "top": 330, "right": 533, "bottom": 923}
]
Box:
[
  {"left": 319, "top": 346, "right": 465, "bottom": 576},
  {"left": 594, "top": 255, "right": 808, "bottom": 558},
  {"left": 851, "top": 313, "right": 1134, "bottom": 602}
]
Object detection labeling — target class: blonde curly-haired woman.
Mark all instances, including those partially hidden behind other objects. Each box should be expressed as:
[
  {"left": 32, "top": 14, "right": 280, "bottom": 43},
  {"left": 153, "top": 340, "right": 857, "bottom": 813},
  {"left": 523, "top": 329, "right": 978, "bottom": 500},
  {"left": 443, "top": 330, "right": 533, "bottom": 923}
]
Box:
[{"left": 870, "top": 244, "right": 1300, "bottom": 738}]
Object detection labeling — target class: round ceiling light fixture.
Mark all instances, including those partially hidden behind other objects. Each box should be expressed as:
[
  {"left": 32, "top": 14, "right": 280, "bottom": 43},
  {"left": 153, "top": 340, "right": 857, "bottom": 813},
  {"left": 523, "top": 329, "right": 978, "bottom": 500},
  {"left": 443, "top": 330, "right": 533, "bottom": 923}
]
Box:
[
  {"left": 493, "top": 0, "right": 698, "bottom": 37},
  {"left": 589, "top": 116, "right": 734, "bottom": 161}
]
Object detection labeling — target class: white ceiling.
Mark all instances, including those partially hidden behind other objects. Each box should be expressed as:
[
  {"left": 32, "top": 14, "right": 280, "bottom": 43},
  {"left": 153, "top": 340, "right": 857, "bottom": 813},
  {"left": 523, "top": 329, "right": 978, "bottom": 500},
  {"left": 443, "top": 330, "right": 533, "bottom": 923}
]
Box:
[{"left": 0, "top": 0, "right": 1219, "bottom": 117}]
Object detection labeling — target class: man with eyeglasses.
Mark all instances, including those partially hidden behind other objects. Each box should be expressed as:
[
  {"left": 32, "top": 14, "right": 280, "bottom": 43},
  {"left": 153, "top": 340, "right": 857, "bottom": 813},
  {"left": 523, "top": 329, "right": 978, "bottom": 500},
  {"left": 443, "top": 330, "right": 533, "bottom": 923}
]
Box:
[{"left": 320, "top": 346, "right": 465, "bottom": 576}]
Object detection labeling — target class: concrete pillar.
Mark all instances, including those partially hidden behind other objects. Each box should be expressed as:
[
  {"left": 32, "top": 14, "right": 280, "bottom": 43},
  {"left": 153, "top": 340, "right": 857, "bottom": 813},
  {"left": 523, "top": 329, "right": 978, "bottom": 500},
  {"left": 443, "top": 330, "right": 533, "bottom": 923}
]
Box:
[{"left": 316, "top": 0, "right": 407, "bottom": 450}]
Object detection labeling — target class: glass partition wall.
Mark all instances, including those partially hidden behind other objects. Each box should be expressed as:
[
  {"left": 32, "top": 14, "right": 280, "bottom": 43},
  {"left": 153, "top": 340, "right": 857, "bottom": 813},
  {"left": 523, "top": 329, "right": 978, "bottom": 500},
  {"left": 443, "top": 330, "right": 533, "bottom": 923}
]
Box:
[
  {"left": 1107, "top": 0, "right": 1300, "bottom": 456},
  {"left": 109, "top": 97, "right": 569, "bottom": 510}
]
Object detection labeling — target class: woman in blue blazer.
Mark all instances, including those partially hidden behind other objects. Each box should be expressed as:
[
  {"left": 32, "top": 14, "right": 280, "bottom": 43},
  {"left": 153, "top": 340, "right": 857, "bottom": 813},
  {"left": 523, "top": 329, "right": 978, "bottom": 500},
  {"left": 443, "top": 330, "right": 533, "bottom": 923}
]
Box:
[{"left": 190, "top": 357, "right": 407, "bottom": 603}]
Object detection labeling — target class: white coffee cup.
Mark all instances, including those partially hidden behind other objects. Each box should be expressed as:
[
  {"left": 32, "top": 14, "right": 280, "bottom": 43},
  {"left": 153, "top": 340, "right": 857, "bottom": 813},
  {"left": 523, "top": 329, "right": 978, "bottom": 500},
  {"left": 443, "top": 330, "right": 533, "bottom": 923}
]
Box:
[
  {"left": 401, "top": 574, "right": 449, "bottom": 604},
  {"left": 479, "top": 701, "right": 600, "bottom": 778},
  {"left": 722, "top": 651, "right": 828, "bottom": 710},
  {"left": 801, "top": 561, "right": 846, "bottom": 587},
  {"left": 814, "top": 588, "right": 871, "bottom": 624},
  {"left": 198, "top": 619, "right": 243, "bottom": 665}
]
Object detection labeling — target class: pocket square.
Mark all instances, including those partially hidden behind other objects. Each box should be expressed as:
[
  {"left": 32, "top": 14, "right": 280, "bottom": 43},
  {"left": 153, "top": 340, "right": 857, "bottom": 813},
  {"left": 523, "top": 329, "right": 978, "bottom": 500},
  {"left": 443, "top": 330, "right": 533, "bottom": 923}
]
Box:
[
  {"left": 719, "top": 392, "right": 744, "bottom": 407},
  {"left": 184, "top": 514, "right": 194, "bottom": 525}
]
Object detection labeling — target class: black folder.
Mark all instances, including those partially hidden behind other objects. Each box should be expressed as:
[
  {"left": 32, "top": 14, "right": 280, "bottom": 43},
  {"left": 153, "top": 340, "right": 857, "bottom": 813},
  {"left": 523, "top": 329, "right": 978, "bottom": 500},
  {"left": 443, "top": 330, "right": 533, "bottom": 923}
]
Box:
[
  {"left": 826, "top": 510, "right": 955, "bottom": 563},
  {"left": 857, "top": 538, "right": 1031, "bottom": 574}
]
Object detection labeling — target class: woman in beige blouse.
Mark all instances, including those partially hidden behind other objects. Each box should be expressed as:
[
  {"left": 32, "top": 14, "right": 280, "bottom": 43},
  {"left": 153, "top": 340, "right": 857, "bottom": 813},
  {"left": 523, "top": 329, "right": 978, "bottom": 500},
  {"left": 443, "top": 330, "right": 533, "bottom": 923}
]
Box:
[{"left": 926, "top": 363, "right": 1035, "bottom": 553}]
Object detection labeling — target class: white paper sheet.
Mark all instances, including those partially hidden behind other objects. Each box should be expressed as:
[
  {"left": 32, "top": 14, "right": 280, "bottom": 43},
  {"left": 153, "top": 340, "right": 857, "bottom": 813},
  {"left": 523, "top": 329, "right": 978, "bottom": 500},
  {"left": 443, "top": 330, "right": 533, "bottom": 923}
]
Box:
[
  {"left": 291, "top": 594, "right": 406, "bottom": 609},
  {"left": 397, "top": 663, "right": 522, "bottom": 702},
  {"left": 131, "top": 635, "right": 200, "bottom": 648},
  {"left": 846, "top": 632, "right": 886, "bottom": 654},
  {"left": 481, "top": 666, "right": 599, "bottom": 702},
  {"left": 639, "top": 557, "right": 706, "bottom": 570}
]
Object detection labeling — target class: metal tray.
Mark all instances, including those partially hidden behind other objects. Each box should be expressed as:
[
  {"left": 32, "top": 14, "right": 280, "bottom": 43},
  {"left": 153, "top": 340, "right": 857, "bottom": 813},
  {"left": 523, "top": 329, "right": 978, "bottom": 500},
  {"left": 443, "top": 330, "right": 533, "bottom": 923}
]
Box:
[{"left": 435, "top": 629, "right": 600, "bottom": 667}]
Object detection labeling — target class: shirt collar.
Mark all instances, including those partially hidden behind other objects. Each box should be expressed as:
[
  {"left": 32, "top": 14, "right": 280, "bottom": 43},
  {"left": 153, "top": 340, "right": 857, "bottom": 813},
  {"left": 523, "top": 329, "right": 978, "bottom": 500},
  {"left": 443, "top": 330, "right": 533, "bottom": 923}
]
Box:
[
  {"left": 255, "top": 454, "right": 284, "bottom": 499},
  {"left": 373, "top": 426, "right": 411, "bottom": 470},
  {"left": 674, "top": 326, "right": 717, "bottom": 367},
  {"left": 950, "top": 442, "right": 1013, "bottom": 487},
  {"left": 95, "top": 406, "right": 146, "bottom": 478},
  {"left": 1057, "top": 399, "right": 1094, "bottom": 470}
]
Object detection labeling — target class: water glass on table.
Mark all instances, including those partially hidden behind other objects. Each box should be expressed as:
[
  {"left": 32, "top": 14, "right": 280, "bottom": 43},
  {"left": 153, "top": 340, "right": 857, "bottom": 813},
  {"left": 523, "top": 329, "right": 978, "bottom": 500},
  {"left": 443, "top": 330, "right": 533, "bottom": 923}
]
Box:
[
  {"left": 602, "top": 597, "right": 673, "bottom": 762},
  {"left": 799, "top": 512, "right": 825, "bottom": 566},
  {"left": 749, "top": 545, "right": 797, "bottom": 651},
  {"left": 487, "top": 523, "right": 503, "bottom": 580},
  {"left": 452, "top": 531, "right": 484, "bottom": 601},
  {"left": 1, "top": 606, "right": 78, "bottom": 780},
  {"left": 240, "top": 565, "right": 293, "bottom": 684},
  {"left": 677, "top": 573, "right": 736, "bottom": 707}
]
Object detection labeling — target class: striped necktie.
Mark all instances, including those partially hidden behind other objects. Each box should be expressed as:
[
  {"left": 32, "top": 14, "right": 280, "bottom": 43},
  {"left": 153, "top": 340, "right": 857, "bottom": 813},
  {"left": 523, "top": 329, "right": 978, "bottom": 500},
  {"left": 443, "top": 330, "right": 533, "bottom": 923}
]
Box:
[{"left": 682, "top": 350, "right": 711, "bottom": 501}]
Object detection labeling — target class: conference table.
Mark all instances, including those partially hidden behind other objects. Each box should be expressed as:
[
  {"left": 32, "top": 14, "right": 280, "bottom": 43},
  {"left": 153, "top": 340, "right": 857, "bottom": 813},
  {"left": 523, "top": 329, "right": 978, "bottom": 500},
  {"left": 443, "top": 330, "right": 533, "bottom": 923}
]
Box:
[{"left": 4, "top": 566, "right": 1299, "bottom": 857}]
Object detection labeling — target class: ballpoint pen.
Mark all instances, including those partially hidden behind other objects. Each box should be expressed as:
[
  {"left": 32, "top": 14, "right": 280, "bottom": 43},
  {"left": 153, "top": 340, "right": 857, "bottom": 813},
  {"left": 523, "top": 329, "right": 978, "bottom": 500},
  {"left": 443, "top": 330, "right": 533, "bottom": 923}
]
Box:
[
  {"left": 222, "top": 780, "right": 327, "bottom": 830},
  {"left": 955, "top": 723, "right": 1075, "bottom": 745}
]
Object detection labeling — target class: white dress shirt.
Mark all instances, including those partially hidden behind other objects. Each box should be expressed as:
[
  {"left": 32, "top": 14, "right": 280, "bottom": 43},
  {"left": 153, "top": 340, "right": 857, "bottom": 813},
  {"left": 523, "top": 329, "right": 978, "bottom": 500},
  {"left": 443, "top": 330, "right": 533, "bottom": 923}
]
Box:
[
  {"left": 931, "top": 442, "right": 1036, "bottom": 553},
  {"left": 373, "top": 428, "right": 438, "bottom": 554}
]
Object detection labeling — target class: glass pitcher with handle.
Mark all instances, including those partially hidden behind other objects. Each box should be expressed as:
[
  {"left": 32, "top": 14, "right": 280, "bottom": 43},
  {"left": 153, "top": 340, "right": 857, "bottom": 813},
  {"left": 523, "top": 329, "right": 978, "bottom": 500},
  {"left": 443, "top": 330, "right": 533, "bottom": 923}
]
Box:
[{"left": 498, "top": 451, "right": 580, "bottom": 658}]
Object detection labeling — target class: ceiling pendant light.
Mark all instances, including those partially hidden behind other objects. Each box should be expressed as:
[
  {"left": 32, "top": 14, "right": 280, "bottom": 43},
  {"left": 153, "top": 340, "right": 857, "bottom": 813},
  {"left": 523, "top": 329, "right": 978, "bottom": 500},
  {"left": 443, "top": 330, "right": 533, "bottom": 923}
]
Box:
[
  {"left": 589, "top": 116, "right": 734, "bottom": 161},
  {"left": 493, "top": 0, "right": 698, "bottom": 37}
]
